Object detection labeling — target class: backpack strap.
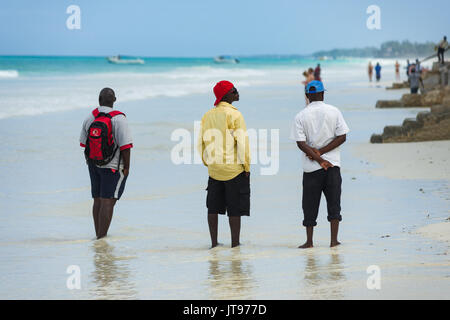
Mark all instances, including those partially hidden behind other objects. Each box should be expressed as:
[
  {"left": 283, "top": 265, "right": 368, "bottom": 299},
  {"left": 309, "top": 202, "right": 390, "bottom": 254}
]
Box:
[
  {"left": 92, "top": 108, "right": 100, "bottom": 118},
  {"left": 108, "top": 110, "right": 125, "bottom": 118}
]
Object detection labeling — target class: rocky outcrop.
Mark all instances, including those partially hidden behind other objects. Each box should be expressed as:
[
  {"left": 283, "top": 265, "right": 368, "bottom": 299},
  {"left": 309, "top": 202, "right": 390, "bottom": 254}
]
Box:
[
  {"left": 375, "top": 100, "right": 403, "bottom": 108},
  {"left": 375, "top": 86, "right": 449, "bottom": 108},
  {"left": 386, "top": 81, "right": 409, "bottom": 90},
  {"left": 372, "top": 63, "right": 450, "bottom": 143},
  {"left": 370, "top": 104, "right": 450, "bottom": 143},
  {"left": 421, "top": 89, "right": 445, "bottom": 105},
  {"left": 401, "top": 93, "right": 424, "bottom": 107}
]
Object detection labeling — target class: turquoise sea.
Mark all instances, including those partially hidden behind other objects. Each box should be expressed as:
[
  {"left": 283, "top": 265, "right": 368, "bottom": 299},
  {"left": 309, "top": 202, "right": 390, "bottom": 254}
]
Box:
[{"left": 0, "top": 55, "right": 393, "bottom": 119}]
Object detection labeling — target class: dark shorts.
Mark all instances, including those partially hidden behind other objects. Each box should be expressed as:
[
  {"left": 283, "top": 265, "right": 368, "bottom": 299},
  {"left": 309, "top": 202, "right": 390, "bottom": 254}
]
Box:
[
  {"left": 88, "top": 163, "right": 127, "bottom": 200},
  {"left": 206, "top": 171, "right": 250, "bottom": 217},
  {"left": 411, "top": 87, "right": 419, "bottom": 94},
  {"left": 302, "top": 167, "right": 342, "bottom": 227}
]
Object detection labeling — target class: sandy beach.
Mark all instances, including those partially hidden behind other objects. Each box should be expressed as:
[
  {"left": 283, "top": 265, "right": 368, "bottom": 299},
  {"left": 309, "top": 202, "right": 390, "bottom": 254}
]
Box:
[
  {"left": 354, "top": 141, "right": 450, "bottom": 180},
  {"left": 417, "top": 221, "right": 450, "bottom": 244},
  {"left": 0, "top": 57, "right": 449, "bottom": 300},
  {"left": 354, "top": 141, "right": 450, "bottom": 255}
]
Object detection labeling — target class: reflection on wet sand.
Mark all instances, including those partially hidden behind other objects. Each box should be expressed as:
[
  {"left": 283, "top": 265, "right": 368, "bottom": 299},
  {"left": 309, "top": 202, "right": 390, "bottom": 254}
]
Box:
[
  {"left": 302, "top": 251, "right": 346, "bottom": 299},
  {"left": 207, "top": 247, "right": 255, "bottom": 299},
  {"left": 90, "top": 239, "right": 137, "bottom": 299}
]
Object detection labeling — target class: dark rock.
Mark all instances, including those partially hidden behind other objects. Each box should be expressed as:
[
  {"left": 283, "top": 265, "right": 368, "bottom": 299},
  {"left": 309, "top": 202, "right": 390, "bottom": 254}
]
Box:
[
  {"left": 376, "top": 100, "right": 403, "bottom": 108},
  {"left": 422, "top": 89, "right": 444, "bottom": 105},
  {"left": 383, "top": 125, "right": 404, "bottom": 137},
  {"left": 370, "top": 134, "right": 382, "bottom": 143},
  {"left": 401, "top": 93, "right": 424, "bottom": 107},
  {"left": 402, "top": 118, "right": 422, "bottom": 132},
  {"left": 423, "top": 73, "right": 440, "bottom": 90},
  {"left": 416, "top": 111, "right": 431, "bottom": 124}
]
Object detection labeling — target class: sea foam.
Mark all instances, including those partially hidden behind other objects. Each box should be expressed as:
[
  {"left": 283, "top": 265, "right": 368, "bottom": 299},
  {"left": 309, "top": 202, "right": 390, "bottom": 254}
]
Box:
[{"left": 0, "top": 70, "right": 19, "bottom": 78}]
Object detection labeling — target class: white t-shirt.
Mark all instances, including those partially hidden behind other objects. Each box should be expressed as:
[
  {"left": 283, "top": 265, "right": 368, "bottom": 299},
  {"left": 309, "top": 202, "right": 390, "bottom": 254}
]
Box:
[
  {"left": 290, "top": 101, "right": 349, "bottom": 173},
  {"left": 80, "top": 106, "right": 133, "bottom": 169}
]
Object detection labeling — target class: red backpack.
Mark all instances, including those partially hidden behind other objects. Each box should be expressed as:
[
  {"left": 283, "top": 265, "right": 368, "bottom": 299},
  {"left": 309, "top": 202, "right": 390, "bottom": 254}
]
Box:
[{"left": 84, "top": 108, "right": 125, "bottom": 166}]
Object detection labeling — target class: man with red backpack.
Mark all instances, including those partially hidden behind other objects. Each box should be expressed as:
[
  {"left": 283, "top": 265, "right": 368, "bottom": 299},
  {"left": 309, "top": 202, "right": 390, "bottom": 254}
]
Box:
[{"left": 79, "top": 88, "right": 133, "bottom": 239}]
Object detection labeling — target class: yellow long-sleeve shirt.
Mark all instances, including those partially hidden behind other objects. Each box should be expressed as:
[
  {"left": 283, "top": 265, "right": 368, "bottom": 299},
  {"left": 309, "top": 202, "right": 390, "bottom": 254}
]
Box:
[{"left": 198, "top": 101, "right": 250, "bottom": 181}]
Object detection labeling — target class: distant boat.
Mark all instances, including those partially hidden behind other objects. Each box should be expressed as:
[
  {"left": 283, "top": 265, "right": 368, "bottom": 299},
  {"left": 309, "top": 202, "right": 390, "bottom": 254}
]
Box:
[
  {"left": 214, "top": 56, "right": 240, "bottom": 64},
  {"left": 107, "top": 55, "right": 145, "bottom": 65}
]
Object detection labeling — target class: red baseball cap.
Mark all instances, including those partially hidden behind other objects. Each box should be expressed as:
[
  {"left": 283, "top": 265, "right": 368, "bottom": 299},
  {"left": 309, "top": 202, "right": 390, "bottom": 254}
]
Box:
[{"left": 213, "top": 80, "right": 234, "bottom": 106}]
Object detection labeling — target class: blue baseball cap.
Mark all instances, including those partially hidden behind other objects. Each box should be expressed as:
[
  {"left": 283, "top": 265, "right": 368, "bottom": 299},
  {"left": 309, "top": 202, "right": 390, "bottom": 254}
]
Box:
[{"left": 305, "top": 80, "right": 325, "bottom": 94}]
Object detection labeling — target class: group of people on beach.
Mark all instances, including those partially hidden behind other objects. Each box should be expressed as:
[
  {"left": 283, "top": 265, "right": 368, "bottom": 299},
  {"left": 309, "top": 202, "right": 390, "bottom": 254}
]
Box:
[
  {"left": 405, "top": 59, "right": 425, "bottom": 94},
  {"left": 302, "top": 64, "right": 321, "bottom": 86},
  {"left": 366, "top": 36, "right": 448, "bottom": 93},
  {"left": 367, "top": 62, "right": 382, "bottom": 82},
  {"left": 80, "top": 78, "right": 349, "bottom": 249},
  {"left": 368, "top": 59, "right": 424, "bottom": 93}
]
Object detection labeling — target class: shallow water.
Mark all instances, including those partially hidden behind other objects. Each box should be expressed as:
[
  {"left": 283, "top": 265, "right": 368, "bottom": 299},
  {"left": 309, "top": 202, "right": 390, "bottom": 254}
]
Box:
[{"left": 0, "top": 59, "right": 449, "bottom": 299}]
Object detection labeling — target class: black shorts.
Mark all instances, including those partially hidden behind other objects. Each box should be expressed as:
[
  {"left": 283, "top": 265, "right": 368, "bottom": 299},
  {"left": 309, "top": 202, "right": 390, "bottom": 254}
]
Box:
[
  {"left": 206, "top": 171, "right": 250, "bottom": 217},
  {"left": 88, "top": 163, "right": 127, "bottom": 200},
  {"left": 302, "top": 167, "right": 342, "bottom": 227}
]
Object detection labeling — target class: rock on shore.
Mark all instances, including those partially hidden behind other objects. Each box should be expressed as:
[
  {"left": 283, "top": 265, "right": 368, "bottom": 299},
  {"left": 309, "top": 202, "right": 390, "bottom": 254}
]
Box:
[{"left": 372, "top": 62, "right": 450, "bottom": 143}]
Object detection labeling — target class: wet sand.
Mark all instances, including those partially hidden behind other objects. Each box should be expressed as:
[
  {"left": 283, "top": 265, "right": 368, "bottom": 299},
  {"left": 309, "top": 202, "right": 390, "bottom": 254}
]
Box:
[
  {"left": 354, "top": 141, "right": 450, "bottom": 180},
  {"left": 417, "top": 221, "right": 450, "bottom": 244}
]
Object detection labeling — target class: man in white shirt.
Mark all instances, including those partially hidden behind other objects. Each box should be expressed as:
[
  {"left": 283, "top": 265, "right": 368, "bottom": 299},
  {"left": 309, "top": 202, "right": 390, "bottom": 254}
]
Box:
[
  {"left": 437, "top": 36, "right": 448, "bottom": 63},
  {"left": 290, "top": 80, "right": 349, "bottom": 248}
]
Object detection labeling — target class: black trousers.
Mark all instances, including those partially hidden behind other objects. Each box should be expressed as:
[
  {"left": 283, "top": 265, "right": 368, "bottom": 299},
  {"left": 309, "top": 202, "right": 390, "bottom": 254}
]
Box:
[
  {"left": 302, "top": 167, "right": 342, "bottom": 227},
  {"left": 438, "top": 48, "right": 445, "bottom": 63}
]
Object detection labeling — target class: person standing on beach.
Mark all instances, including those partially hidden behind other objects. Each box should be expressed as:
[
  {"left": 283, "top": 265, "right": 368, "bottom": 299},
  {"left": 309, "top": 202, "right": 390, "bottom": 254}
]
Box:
[
  {"left": 198, "top": 81, "right": 251, "bottom": 248},
  {"left": 415, "top": 59, "right": 421, "bottom": 74},
  {"left": 307, "top": 68, "right": 315, "bottom": 83},
  {"left": 290, "top": 80, "right": 349, "bottom": 248},
  {"left": 395, "top": 61, "right": 400, "bottom": 81},
  {"left": 80, "top": 88, "right": 133, "bottom": 239},
  {"left": 408, "top": 67, "right": 423, "bottom": 94},
  {"left": 406, "top": 59, "right": 411, "bottom": 77},
  {"left": 375, "top": 62, "right": 381, "bottom": 82},
  {"left": 368, "top": 62, "right": 373, "bottom": 82},
  {"left": 314, "top": 64, "right": 321, "bottom": 81},
  {"left": 437, "top": 36, "right": 448, "bottom": 63}
]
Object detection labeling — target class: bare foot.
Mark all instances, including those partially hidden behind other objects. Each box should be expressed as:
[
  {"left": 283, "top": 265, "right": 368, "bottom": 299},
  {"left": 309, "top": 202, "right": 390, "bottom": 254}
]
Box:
[
  {"left": 298, "top": 242, "right": 313, "bottom": 249},
  {"left": 330, "top": 241, "right": 341, "bottom": 247},
  {"left": 210, "top": 243, "right": 223, "bottom": 249},
  {"left": 231, "top": 243, "right": 241, "bottom": 248}
]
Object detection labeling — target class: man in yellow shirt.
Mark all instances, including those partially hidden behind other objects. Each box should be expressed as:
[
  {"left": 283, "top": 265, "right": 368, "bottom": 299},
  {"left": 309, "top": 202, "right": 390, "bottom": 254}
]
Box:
[{"left": 198, "top": 80, "right": 250, "bottom": 248}]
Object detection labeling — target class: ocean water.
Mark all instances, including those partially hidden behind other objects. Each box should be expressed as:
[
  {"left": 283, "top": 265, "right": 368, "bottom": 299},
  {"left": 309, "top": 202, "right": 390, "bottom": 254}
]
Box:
[
  {"left": 0, "top": 56, "right": 448, "bottom": 299},
  {"left": 0, "top": 56, "right": 407, "bottom": 119}
]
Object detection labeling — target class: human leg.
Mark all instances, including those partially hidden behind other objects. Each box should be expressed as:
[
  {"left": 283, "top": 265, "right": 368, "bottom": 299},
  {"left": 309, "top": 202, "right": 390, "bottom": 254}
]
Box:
[
  {"left": 228, "top": 216, "right": 241, "bottom": 248},
  {"left": 300, "top": 170, "right": 324, "bottom": 248},
  {"left": 97, "top": 198, "right": 117, "bottom": 239},
  {"left": 92, "top": 198, "right": 101, "bottom": 237},
  {"left": 208, "top": 214, "right": 219, "bottom": 248},
  {"left": 206, "top": 177, "right": 226, "bottom": 248}
]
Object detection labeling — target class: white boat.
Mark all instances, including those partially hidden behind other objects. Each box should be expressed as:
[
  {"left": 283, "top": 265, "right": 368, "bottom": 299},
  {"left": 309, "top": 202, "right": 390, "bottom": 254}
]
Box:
[
  {"left": 214, "top": 56, "right": 240, "bottom": 64},
  {"left": 107, "top": 55, "right": 145, "bottom": 65}
]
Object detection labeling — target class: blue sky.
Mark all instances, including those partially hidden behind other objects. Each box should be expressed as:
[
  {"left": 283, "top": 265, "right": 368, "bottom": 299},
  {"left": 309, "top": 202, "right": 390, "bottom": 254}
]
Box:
[{"left": 1, "top": 0, "right": 449, "bottom": 56}]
